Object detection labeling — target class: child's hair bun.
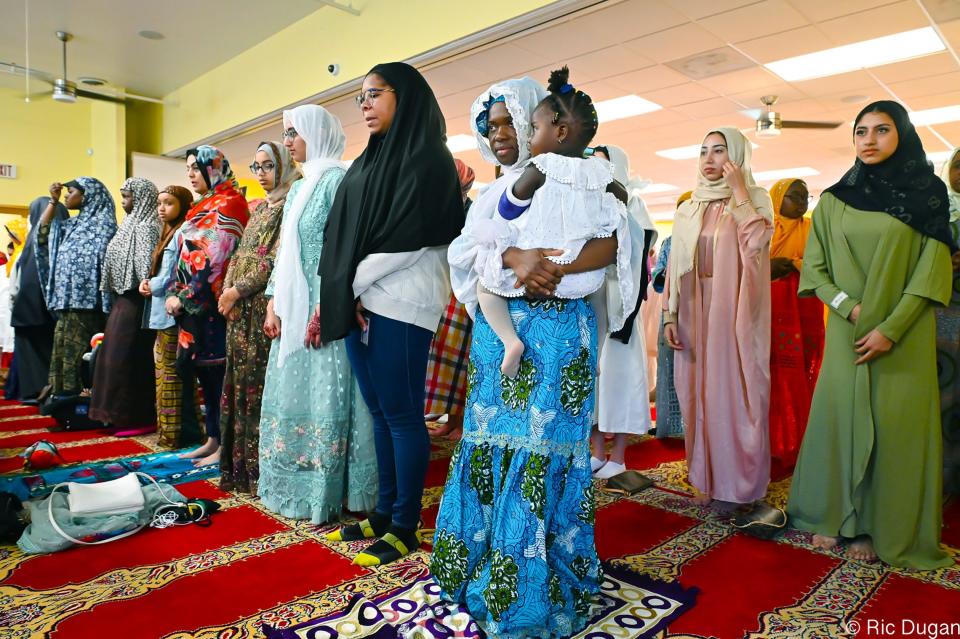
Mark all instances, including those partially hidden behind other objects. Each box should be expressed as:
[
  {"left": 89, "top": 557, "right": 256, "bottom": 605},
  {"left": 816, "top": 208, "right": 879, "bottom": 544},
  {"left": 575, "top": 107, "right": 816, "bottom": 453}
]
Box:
[{"left": 547, "top": 66, "right": 571, "bottom": 94}]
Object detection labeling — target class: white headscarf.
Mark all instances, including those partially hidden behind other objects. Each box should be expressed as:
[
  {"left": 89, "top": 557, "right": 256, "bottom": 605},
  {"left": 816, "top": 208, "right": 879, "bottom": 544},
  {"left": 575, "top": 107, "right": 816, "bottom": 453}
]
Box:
[
  {"left": 273, "top": 104, "right": 346, "bottom": 365},
  {"left": 939, "top": 147, "right": 960, "bottom": 223},
  {"left": 469, "top": 77, "right": 548, "bottom": 170},
  {"left": 667, "top": 127, "right": 772, "bottom": 314}
]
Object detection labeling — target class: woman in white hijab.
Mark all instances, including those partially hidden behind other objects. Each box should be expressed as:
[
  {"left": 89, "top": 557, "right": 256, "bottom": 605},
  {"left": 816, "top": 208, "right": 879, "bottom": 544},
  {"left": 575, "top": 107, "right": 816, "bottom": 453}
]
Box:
[
  {"left": 590, "top": 145, "right": 658, "bottom": 478},
  {"left": 257, "top": 105, "right": 377, "bottom": 522},
  {"left": 938, "top": 147, "right": 960, "bottom": 496},
  {"left": 663, "top": 127, "right": 774, "bottom": 508}
]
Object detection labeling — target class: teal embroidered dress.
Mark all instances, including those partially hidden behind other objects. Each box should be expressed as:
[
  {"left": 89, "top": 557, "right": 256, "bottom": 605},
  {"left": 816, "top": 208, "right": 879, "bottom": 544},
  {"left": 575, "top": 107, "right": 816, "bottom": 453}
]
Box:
[
  {"left": 257, "top": 172, "right": 377, "bottom": 523},
  {"left": 432, "top": 298, "right": 601, "bottom": 639}
]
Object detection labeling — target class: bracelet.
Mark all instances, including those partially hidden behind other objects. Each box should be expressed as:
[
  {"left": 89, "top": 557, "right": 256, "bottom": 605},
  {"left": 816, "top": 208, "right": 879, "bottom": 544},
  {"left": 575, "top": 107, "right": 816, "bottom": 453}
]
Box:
[{"left": 734, "top": 198, "right": 750, "bottom": 208}]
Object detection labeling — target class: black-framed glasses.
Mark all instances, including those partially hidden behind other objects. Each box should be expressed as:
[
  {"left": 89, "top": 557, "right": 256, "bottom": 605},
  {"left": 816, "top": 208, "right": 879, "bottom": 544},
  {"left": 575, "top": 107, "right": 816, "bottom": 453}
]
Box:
[
  {"left": 249, "top": 161, "right": 276, "bottom": 174},
  {"left": 281, "top": 128, "right": 298, "bottom": 141},
  {"left": 355, "top": 87, "right": 396, "bottom": 108}
]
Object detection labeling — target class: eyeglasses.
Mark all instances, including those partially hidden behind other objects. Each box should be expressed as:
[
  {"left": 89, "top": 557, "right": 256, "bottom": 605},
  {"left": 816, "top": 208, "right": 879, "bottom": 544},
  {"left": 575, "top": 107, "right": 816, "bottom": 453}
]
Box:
[
  {"left": 355, "top": 87, "right": 395, "bottom": 108},
  {"left": 249, "top": 161, "right": 276, "bottom": 174},
  {"left": 281, "top": 128, "right": 298, "bottom": 141}
]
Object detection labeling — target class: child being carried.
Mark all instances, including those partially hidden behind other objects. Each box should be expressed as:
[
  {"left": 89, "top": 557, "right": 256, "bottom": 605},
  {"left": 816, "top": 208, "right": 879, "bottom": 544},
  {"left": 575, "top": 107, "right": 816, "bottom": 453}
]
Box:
[{"left": 473, "top": 66, "right": 632, "bottom": 377}]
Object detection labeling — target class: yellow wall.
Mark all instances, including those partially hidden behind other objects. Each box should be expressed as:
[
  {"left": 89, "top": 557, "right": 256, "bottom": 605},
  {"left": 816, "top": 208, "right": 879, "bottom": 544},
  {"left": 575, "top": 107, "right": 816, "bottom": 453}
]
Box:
[
  {"left": 161, "top": 0, "right": 555, "bottom": 153},
  {"left": 0, "top": 87, "right": 93, "bottom": 207}
]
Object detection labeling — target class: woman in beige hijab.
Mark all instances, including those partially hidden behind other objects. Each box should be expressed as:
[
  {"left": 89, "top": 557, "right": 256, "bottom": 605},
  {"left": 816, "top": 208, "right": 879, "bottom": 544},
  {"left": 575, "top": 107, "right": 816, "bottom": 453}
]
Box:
[{"left": 663, "top": 127, "right": 774, "bottom": 508}]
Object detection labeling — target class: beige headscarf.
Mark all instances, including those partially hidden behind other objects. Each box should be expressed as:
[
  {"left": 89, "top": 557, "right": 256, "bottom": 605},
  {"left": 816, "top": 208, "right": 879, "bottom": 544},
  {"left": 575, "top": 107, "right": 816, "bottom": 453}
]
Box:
[
  {"left": 667, "top": 127, "right": 772, "bottom": 314},
  {"left": 939, "top": 147, "right": 960, "bottom": 223}
]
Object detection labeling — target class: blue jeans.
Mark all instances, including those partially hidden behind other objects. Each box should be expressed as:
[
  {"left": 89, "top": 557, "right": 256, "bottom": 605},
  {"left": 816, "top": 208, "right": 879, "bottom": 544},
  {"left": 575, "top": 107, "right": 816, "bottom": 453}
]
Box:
[{"left": 345, "top": 311, "right": 433, "bottom": 529}]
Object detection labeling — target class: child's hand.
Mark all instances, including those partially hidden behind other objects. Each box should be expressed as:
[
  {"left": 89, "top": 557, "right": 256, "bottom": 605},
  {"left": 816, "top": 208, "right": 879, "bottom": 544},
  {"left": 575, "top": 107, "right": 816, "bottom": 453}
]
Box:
[{"left": 138, "top": 279, "right": 152, "bottom": 297}]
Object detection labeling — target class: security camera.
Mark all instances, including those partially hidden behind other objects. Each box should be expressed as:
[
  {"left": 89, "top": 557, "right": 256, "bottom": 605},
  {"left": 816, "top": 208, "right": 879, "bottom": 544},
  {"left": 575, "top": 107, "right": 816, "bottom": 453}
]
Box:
[{"left": 327, "top": 64, "right": 340, "bottom": 76}]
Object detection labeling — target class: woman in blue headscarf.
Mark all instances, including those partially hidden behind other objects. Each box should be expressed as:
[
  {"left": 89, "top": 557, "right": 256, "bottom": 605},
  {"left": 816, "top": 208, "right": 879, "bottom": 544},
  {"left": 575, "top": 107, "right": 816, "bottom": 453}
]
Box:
[{"left": 35, "top": 177, "right": 118, "bottom": 396}]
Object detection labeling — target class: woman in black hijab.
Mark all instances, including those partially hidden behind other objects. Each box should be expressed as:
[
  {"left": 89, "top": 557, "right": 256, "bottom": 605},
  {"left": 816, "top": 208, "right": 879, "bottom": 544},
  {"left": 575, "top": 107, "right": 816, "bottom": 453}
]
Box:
[
  {"left": 320, "top": 62, "right": 463, "bottom": 566},
  {"left": 787, "top": 100, "right": 954, "bottom": 569},
  {"left": 6, "top": 197, "right": 68, "bottom": 400}
]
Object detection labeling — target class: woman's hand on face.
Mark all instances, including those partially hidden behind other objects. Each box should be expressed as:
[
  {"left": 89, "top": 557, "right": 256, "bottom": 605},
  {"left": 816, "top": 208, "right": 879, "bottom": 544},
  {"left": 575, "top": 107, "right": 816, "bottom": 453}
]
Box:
[
  {"left": 854, "top": 329, "right": 893, "bottom": 365},
  {"left": 664, "top": 322, "right": 683, "bottom": 350},
  {"left": 849, "top": 303, "right": 861, "bottom": 323},
  {"left": 505, "top": 248, "right": 564, "bottom": 297},
  {"left": 138, "top": 279, "right": 152, "bottom": 298},
  {"left": 165, "top": 296, "right": 183, "bottom": 317},
  {"left": 722, "top": 161, "right": 748, "bottom": 201},
  {"left": 48, "top": 182, "right": 63, "bottom": 202},
  {"left": 305, "top": 304, "right": 323, "bottom": 349},
  {"left": 263, "top": 298, "right": 281, "bottom": 339}
]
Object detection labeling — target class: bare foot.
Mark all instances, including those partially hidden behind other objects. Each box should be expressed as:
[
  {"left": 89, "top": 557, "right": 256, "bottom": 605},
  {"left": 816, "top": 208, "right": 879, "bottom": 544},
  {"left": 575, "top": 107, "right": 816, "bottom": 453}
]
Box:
[
  {"left": 812, "top": 534, "right": 840, "bottom": 551},
  {"left": 429, "top": 422, "right": 456, "bottom": 437},
  {"left": 847, "top": 536, "right": 878, "bottom": 562},
  {"left": 501, "top": 340, "right": 525, "bottom": 378},
  {"left": 179, "top": 438, "right": 218, "bottom": 460},
  {"left": 192, "top": 446, "right": 221, "bottom": 468},
  {"left": 691, "top": 492, "right": 711, "bottom": 507}
]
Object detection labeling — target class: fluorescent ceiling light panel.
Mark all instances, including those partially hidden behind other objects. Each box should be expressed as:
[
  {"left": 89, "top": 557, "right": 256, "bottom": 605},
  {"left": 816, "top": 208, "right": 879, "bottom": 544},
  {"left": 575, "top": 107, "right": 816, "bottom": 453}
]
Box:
[
  {"left": 928, "top": 150, "right": 955, "bottom": 164},
  {"left": 656, "top": 141, "right": 759, "bottom": 160},
  {"left": 909, "top": 105, "right": 960, "bottom": 127},
  {"left": 446, "top": 134, "right": 476, "bottom": 153},
  {"left": 594, "top": 95, "right": 662, "bottom": 123},
  {"left": 753, "top": 167, "right": 820, "bottom": 182},
  {"left": 765, "top": 27, "right": 945, "bottom": 82},
  {"left": 639, "top": 183, "right": 679, "bottom": 194}
]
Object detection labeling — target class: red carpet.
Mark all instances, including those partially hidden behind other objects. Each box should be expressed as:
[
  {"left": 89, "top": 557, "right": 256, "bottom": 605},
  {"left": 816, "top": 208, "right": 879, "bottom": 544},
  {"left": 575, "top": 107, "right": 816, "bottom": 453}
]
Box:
[
  {"left": 0, "top": 403, "right": 956, "bottom": 639},
  {"left": 0, "top": 427, "right": 115, "bottom": 448},
  {"left": 0, "top": 414, "right": 57, "bottom": 432}
]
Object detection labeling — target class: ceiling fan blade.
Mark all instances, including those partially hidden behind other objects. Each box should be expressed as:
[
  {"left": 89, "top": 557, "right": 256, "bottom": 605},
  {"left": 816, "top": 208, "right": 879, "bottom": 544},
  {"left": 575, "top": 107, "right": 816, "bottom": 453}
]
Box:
[
  {"left": 781, "top": 120, "right": 843, "bottom": 129},
  {"left": 76, "top": 87, "right": 126, "bottom": 104}
]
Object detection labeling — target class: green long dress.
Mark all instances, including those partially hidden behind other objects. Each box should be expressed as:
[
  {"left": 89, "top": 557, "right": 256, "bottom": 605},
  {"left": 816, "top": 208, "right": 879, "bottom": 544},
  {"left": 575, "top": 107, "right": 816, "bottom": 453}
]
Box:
[{"left": 787, "top": 193, "right": 954, "bottom": 570}]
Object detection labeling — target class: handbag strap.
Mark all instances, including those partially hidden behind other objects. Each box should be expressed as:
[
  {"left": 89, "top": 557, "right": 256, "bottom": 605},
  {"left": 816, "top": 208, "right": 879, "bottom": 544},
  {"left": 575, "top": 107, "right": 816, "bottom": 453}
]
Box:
[{"left": 47, "top": 472, "right": 184, "bottom": 546}]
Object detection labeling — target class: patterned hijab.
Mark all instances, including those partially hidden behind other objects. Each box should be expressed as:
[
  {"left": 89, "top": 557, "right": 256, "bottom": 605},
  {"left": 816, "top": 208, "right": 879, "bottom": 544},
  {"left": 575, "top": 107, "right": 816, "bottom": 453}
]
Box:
[
  {"left": 824, "top": 100, "right": 954, "bottom": 250},
  {"left": 101, "top": 177, "right": 161, "bottom": 295},
  {"left": 668, "top": 127, "right": 772, "bottom": 314},
  {"left": 188, "top": 145, "right": 235, "bottom": 194},
  {"left": 939, "top": 147, "right": 960, "bottom": 223},
  {"left": 769, "top": 178, "right": 812, "bottom": 262},
  {"left": 40, "top": 176, "right": 118, "bottom": 312},
  {"left": 256, "top": 141, "right": 301, "bottom": 209},
  {"left": 455, "top": 159, "right": 475, "bottom": 203}
]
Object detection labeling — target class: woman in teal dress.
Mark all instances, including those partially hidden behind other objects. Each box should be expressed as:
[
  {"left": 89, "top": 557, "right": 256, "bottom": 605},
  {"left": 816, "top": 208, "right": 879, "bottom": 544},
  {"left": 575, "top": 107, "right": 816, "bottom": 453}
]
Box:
[{"left": 257, "top": 105, "right": 377, "bottom": 523}]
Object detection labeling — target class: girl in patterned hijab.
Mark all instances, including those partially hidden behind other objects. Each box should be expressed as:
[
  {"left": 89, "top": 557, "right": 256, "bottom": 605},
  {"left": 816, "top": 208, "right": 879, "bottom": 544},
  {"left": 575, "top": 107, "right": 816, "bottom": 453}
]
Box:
[{"left": 89, "top": 176, "right": 164, "bottom": 434}]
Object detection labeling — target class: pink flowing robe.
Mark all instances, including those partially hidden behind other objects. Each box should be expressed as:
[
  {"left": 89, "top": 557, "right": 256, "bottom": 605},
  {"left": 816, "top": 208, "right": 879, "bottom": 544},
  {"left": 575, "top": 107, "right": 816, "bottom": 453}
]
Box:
[{"left": 666, "top": 200, "right": 773, "bottom": 503}]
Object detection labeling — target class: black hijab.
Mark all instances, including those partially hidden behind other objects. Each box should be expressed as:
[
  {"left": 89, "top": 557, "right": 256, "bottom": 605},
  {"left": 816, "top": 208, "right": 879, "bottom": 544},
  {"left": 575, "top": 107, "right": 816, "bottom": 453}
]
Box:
[
  {"left": 318, "top": 62, "right": 464, "bottom": 342},
  {"left": 11, "top": 197, "right": 68, "bottom": 327},
  {"left": 824, "top": 100, "right": 955, "bottom": 251}
]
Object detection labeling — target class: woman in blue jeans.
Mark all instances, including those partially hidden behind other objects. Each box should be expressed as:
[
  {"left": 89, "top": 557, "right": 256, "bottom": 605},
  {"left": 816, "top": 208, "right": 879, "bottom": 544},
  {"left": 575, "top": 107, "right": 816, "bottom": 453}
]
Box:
[{"left": 318, "top": 62, "right": 464, "bottom": 566}]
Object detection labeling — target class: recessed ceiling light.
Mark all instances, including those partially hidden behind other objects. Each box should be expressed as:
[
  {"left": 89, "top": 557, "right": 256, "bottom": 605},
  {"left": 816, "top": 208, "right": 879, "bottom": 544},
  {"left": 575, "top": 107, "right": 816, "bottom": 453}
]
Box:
[
  {"left": 78, "top": 76, "right": 107, "bottom": 86},
  {"left": 909, "top": 105, "right": 960, "bottom": 127},
  {"left": 655, "top": 141, "right": 759, "bottom": 161},
  {"left": 639, "top": 183, "right": 679, "bottom": 194},
  {"left": 593, "top": 95, "right": 662, "bottom": 123},
  {"left": 446, "top": 134, "right": 476, "bottom": 153},
  {"left": 138, "top": 30, "right": 165, "bottom": 40},
  {"left": 765, "top": 27, "right": 945, "bottom": 82},
  {"left": 752, "top": 167, "right": 820, "bottom": 182}
]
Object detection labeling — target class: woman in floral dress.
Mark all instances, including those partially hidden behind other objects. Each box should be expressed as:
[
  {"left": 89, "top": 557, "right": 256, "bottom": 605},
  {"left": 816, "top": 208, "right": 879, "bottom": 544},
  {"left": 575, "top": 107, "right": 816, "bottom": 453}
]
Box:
[{"left": 217, "top": 141, "right": 299, "bottom": 493}]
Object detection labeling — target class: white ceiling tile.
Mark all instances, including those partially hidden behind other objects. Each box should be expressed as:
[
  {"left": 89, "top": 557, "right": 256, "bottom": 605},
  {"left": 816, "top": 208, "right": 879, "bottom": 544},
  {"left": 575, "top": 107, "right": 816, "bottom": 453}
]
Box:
[
  {"left": 788, "top": 0, "right": 899, "bottom": 23},
  {"left": 868, "top": 52, "right": 959, "bottom": 85},
  {"left": 789, "top": 71, "right": 880, "bottom": 98},
  {"left": 661, "top": 0, "right": 757, "bottom": 20},
  {"left": 887, "top": 73, "right": 960, "bottom": 101},
  {"left": 565, "top": 45, "right": 656, "bottom": 83},
  {"left": 512, "top": 22, "right": 607, "bottom": 59},
  {"left": 607, "top": 65, "right": 693, "bottom": 93},
  {"left": 698, "top": 0, "right": 810, "bottom": 43},
  {"left": 816, "top": 1, "right": 930, "bottom": 46},
  {"left": 623, "top": 23, "right": 726, "bottom": 64},
  {"left": 736, "top": 26, "right": 835, "bottom": 63},
  {"left": 643, "top": 82, "right": 720, "bottom": 107},
  {"left": 697, "top": 66, "right": 785, "bottom": 97},
  {"left": 572, "top": 0, "right": 689, "bottom": 42},
  {"left": 672, "top": 96, "right": 743, "bottom": 119}
]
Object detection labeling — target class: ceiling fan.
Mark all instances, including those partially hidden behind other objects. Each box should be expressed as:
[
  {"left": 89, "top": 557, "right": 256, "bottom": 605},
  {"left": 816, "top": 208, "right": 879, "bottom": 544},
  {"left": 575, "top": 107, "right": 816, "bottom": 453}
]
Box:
[
  {"left": 8, "top": 31, "right": 161, "bottom": 105},
  {"left": 755, "top": 95, "right": 842, "bottom": 137}
]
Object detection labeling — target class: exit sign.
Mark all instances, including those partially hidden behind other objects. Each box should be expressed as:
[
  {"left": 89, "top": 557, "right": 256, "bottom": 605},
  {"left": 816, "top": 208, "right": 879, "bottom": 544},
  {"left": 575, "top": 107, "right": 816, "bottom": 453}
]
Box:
[{"left": 0, "top": 164, "right": 15, "bottom": 179}]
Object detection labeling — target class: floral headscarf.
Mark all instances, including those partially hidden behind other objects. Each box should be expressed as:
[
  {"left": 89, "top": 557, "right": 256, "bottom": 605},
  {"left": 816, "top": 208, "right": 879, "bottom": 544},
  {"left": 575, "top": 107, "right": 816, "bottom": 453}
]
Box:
[
  {"left": 101, "top": 177, "right": 161, "bottom": 295},
  {"left": 187, "top": 145, "right": 235, "bottom": 193}
]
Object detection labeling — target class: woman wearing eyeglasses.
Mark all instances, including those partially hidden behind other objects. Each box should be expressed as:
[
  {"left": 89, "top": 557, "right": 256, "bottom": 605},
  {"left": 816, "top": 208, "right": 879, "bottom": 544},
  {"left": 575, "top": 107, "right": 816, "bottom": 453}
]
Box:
[
  {"left": 257, "top": 105, "right": 377, "bottom": 524},
  {"left": 215, "top": 141, "right": 299, "bottom": 493},
  {"left": 320, "top": 63, "right": 464, "bottom": 566}
]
